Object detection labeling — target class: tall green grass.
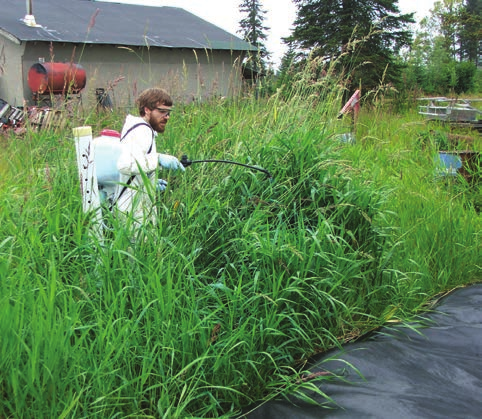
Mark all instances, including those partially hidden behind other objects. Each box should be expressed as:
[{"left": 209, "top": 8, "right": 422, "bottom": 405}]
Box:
[{"left": 0, "top": 69, "right": 480, "bottom": 417}]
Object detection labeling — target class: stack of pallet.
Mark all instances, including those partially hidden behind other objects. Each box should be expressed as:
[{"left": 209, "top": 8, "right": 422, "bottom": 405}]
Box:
[{"left": 27, "top": 106, "right": 67, "bottom": 131}]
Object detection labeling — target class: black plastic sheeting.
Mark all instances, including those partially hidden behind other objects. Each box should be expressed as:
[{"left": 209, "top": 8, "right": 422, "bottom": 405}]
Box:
[{"left": 246, "top": 284, "right": 482, "bottom": 419}]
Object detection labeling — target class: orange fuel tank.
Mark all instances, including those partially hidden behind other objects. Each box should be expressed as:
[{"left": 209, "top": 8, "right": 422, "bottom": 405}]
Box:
[{"left": 28, "top": 62, "right": 87, "bottom": 95}]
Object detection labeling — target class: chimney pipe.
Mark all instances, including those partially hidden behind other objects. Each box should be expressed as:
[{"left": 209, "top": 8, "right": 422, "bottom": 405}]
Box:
[{"left": 24, "top": 0, "right": 38, "bottom": 27}]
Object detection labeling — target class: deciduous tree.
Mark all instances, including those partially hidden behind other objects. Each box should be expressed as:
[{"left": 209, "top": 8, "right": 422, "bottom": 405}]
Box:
[{"left": 459, "top": 0, "right": 482, "bottom": 65}]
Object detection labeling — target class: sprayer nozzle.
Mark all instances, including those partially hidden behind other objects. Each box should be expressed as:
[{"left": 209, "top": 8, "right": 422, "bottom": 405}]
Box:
[{"left": 180, "top": 155, "right": 192, "bottom": 167}]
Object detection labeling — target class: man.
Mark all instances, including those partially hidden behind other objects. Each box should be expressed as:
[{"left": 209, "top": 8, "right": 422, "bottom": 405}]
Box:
[{"left": 114, "top": 87, "right": 184, "bottom": 230}]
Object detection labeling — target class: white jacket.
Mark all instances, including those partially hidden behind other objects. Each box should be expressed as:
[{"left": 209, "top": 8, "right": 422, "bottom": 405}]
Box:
[{"left": 114, "top": 115, "right": 159, "bottom": 226}]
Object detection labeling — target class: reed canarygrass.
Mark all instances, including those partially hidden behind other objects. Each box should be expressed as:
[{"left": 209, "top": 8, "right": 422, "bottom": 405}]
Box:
[{"left": 0, "top": 58, "right": 480, "bottom": 417}]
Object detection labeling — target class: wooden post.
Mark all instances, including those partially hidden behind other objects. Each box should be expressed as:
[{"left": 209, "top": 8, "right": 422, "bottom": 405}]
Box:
[
  {"left": 337, "top": 89, "right": 360, "bottom": 144},
  {"left": 339, "top": 89, "right": 360, "bottom": 127}
]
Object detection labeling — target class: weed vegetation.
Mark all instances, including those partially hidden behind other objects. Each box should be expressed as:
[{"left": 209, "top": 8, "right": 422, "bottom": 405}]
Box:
[{"left": 0, "top": 71, "right": 481, "bottom": 417}]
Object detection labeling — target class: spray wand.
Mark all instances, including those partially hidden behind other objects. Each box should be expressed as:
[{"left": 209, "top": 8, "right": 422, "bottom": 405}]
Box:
[{"left": 180, "top": 155, "right": 272, "bottom": 179}]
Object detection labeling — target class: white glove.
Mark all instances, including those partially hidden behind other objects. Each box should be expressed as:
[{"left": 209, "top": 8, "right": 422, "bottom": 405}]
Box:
[
  {"left": 158, "top": 154, "right": 185, "bottom": 171},
  {"left": 156, "top": 179, "right": 168, "bottom": 192}
]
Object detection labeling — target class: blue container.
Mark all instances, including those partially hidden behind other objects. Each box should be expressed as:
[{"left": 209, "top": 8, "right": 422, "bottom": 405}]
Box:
[{"left": 435, "top": 152, "right": 463, "bottom": 177}]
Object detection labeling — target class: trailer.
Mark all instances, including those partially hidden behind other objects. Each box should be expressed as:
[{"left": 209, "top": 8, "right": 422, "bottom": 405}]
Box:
[{"left": 418, "top": 97, "right": 482, "bottom": 123}]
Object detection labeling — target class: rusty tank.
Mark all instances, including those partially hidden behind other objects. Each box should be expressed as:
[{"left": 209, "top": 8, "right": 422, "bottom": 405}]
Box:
[{"left": 28, "top": 62, "right": 87, "bottom": 95}]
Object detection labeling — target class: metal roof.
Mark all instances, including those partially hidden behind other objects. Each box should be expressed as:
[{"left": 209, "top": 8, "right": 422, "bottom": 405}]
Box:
[{"left": 0, "top": 0, "right": 255, "bottom": 51}]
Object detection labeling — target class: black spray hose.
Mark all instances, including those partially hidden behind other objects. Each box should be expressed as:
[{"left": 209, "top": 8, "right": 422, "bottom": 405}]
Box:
[{"left": 180, "top": 155, "right": 272, "bottom": 179}]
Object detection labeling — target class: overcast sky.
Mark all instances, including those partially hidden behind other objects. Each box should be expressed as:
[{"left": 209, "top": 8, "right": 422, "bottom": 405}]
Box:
[{"left": 97, "top": 0, "right": 436, "bottom": 68}]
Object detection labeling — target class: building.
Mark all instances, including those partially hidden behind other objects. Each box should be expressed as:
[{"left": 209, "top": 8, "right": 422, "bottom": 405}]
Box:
[{"left": 0, "top": 0, "right": 255, "bottom": 108}]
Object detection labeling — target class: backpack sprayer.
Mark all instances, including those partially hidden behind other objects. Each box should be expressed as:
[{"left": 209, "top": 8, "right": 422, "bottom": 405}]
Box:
[{"left": 92, "top": 129, "right": 272, "bottom": 205}]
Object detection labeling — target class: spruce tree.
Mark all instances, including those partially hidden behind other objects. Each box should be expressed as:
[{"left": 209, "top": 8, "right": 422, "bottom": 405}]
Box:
[
  {"left": 286, "top": 0, "right": 415, "bottom": 95},
  {"left": 238, "top": 0, "right": 271, "bottom": 77}
]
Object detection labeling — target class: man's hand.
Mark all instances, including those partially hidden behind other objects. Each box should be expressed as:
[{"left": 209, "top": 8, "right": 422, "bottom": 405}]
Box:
[
  {"left": 156, "top": 179, "right": 168, "bottom": 192},
  {"left": 158, "top": 154, "right": 186, "bottom": 171}
]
